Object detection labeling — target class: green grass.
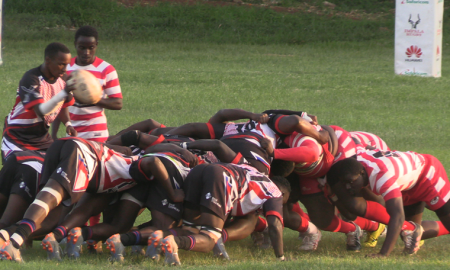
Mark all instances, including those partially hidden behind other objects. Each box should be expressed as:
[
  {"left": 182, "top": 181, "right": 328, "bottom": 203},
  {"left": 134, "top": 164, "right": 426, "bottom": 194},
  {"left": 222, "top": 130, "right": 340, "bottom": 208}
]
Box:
[{"left": 1, "top": 39, "right": 450, "bottom": 268}]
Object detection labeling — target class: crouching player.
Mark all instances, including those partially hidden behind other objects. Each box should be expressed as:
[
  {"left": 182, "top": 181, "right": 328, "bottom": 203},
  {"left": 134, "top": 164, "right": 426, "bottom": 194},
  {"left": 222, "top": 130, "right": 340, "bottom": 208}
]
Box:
[
  {"left": 326, "top": 149, "right": 450, "bottom": 257},
  {"left": 147, "top": 161, "right": 290, "bottom": 265},
  {"left": 0, "top": 138, "right": 137, "bottom": 262}
]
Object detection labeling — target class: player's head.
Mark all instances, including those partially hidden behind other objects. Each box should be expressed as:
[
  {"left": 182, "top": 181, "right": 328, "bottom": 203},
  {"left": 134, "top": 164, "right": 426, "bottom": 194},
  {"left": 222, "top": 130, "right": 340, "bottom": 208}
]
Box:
[
  {"left": 270, "top": 176, "right": 291, "bottom": 204},
  {"left": 74, "top": 26, "right": 99, "bottom": 66},
  {"left": 270, "top": 159, "right": 295, "bottom": 177},
  {"left": 326, "top": 157, "right": 367, "bottom": 196},
  {"left": 43, "top": 42, "right": 71, "bottom": 79}
]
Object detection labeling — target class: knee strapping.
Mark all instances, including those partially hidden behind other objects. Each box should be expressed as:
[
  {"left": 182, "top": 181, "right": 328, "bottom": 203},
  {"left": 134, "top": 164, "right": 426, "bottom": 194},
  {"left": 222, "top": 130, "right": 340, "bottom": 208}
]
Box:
[
  {"left": 199, "top": 225, "right": 222, "bottom": 242},
  {"left": 182, "top": 220, "right": 201, "bottom": 231},
  {"left": 41, "top": 187, "right": 63, "bottom": 204},
  {"left": 31, "top": 199, "right": 50, "bottom": 215}
]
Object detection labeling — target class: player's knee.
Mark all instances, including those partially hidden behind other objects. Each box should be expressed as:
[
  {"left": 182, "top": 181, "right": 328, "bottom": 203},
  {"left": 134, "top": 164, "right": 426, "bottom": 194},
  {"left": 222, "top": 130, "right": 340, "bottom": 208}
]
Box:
[{"left": 199, "top": 225, "right": 222, "bottom": 251}]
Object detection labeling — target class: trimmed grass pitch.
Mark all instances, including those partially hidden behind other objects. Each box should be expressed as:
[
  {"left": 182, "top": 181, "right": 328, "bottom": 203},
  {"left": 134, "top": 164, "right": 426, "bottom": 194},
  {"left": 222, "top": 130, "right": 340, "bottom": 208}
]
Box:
[{"left": 1, "top": 40, "right": 450, "bottom": 269}]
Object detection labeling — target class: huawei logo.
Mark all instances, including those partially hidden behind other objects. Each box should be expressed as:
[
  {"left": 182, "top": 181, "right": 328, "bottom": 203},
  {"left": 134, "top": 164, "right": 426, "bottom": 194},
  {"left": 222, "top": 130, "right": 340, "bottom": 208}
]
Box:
[{"left": 406, "top": 45, "right": 422, "bottom": 58}]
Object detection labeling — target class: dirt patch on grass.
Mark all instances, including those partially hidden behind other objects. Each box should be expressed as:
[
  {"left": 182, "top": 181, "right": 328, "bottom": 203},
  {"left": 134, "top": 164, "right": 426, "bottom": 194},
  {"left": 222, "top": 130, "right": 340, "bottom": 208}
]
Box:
[{"left": 117, "top": 0, "right": 393, "bottom": 20}]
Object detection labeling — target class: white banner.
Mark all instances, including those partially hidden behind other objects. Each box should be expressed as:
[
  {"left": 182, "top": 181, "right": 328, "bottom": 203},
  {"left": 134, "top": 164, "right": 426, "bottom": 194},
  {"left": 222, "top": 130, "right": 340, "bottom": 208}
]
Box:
[
  {"left": 0, "top": 0, "right": 3, "bottom": 66},
  {"left": 395, "top": 0, "right": 444, "bottom": 77}
]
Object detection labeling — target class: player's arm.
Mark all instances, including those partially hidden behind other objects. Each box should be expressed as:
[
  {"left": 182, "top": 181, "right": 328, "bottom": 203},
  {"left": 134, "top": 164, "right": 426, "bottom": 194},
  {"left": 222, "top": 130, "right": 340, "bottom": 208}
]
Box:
[
  {"left": 209, "top": 109, "right": 269, "bottom": 124},
  {"left": 140, "top": 156, "right": 185, "bottom": 202},
  {"left": 263, "top": 109, "right": 318, "bottom": 125},
  {"left": 96, "top": 66, "right": 123, "bottom": 110},
  {"left": 95, "top": 97, "right": 122, "bottom": 110},
  {"left": 181, "top": 139, "right": 238, "bottom": 163},
  {"left": 57, "top": 107, "right": 77, "bottom": 137},
  {"left": 109, "top": 130, "right": 166, "bottom": 150},
  {"left": 108, "top": 119, "right": 166, "bottom": 141},
  {"left": 146, "top": 143, "right": 198, "bottom": 167},
  {"left": 167, "top": 123, "right": 212, "bottom": 139},
  {"left": 378, "top": 197, "right": 404, "bottom": 256},
  {"left": 276, "top": 115, "right": 328, "bottom": 145}
]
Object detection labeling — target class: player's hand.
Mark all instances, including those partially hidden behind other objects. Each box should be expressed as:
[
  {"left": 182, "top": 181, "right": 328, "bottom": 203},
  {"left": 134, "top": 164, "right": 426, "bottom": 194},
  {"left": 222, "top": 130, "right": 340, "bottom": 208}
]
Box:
[
  {"left": 180, "top": 149, "right": 198, "bottom": 168},
  {"left": 65, "top": 76, "right": 76, "bottom": 94},
  {"left": 307, "top": 114, "right": 318, "bottom": 125},
  {"left": 171, "top": 189, "right": 185, "bottom": 203},
  {"left": 366, "top": 253, "right": 387, "bottom": 259},
  {"left": 251, "top": 113, "right": 269, "bottom": 124},
  {"left": 66, "top": 125, "right": 77, "bottom": 137},
  {"left": 260, "top": 137, "right": 274, "bottom": 157}
]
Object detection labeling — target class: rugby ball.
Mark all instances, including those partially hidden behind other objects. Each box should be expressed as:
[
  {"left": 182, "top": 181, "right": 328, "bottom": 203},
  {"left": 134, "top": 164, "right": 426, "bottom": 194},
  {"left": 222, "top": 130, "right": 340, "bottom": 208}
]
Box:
[{"left": 67, "top": 70, "right": 102, "bottom": 104}]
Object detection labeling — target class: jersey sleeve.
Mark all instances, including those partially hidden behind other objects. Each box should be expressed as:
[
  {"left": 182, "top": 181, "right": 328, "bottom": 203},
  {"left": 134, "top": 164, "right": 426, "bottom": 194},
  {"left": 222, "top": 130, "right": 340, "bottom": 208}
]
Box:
[
  {"left": 18, "top": 73, "right": 43, "bottom": 111},
  {"left": 273, "top": 143, "right": 320, "bottom": 163},
  {"left": 205, "top": 122, "right": 226, "bottom": 139},
  {"left": 103, "top": 65, "right": 122, "bottom": 99},
  {"left": 262, "top": 197, "right": 284, "bottom": 225}
]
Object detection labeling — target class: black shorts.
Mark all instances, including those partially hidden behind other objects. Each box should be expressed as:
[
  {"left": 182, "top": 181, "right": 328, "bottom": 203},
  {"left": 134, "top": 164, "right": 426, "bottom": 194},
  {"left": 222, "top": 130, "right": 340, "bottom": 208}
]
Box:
[
  {"left": 0, "top": 151, "right": 43, "bottom": 204},
  {"left": 127, "top": 157, "right": 183, "bottom": 220},
  {"left": 39, "top": 140, "right": 98, "bottom": 205},
  {"left": 220, "top": 137, "right": 270, "bottom": 174},
  {"left": 184, "top": 164, "right": 228, "bottom": 221}
]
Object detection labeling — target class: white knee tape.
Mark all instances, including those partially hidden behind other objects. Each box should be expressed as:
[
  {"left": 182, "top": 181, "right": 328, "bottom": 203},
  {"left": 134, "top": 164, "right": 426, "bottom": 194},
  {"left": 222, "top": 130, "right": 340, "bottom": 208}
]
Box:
[
  {"left": 41, "top": 187, "right": 63, "bottom": 204},
  {"left": 0, "top": 230, "right": 10, "bottom": 241},
  {"left": 31, "top": 199, "right": 50, "bottom": 215}
]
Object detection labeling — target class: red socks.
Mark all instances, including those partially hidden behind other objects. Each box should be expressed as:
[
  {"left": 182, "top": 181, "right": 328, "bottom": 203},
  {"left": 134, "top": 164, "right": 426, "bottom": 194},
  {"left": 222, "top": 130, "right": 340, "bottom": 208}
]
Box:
[
  {"left": 354, "top": 217, "right": 379, "bottom": 232},
  {"left": 436, "top": 221, "right": 450, "bottom": 237},
  {"left": 292, "top": 202, "right": 310, "bottom": 221},
  {"left": 324, "top": 216, "right": 356, "bottom": 233},
  {"left": 254, "top": 216, "right": 268, "bottom": 232}
]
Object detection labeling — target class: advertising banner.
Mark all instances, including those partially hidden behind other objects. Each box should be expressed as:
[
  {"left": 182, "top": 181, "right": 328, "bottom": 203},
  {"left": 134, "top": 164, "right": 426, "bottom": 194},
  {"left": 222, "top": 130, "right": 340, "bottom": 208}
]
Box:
[{"left": 395, "top": 0, "right": 444, "bottom": 77}]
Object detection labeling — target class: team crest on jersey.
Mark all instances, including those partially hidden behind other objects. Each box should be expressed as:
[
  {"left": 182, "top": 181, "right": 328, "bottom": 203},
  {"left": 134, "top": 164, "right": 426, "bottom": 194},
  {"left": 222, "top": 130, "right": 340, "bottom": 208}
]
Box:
[
  {"left": 205, "top": 192, "right": 212, "bottom": 199},
  {"left": 430, "top": 196, "right": 440, "bottom": 205},
  {"left": 162, "top": 199, "right": 168, "bottom": 206}
]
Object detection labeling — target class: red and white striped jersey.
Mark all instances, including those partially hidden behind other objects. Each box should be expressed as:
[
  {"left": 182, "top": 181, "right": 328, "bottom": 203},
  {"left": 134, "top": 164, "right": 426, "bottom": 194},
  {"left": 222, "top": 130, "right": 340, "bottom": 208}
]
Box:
[
  {"left": 357, "top": 150, "right": 426, "bottom": 201},
  {"left": 330, "top": 125, "right": 357, "bottom": 162},
  {"left": 66, "top": 57, "right": 122, "bottom": 142},
  {"left": 350, "top": 131, "right": 390, "bottom": 151},
  {"left": 70, "top": 138, "right": 139, "bottom": 193},
  {"left": 219, "top": 163, "right": 283, "bottom": 220},
  {"left": 2, "top": 67, "right": 74, "bottom": 156}
]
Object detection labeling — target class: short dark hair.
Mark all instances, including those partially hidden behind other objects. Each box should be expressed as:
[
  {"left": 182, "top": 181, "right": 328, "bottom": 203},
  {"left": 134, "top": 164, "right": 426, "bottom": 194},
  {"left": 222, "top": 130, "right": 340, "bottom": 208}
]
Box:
[
  {"left": 271, "top": 176, "right": 291, "bottom": 193},
  {"left": 75, "top": 26, "right": 99, "bottom": 42},
  {"left": 270, "top": 159, "right": 295, "bottom": 177},
  {"left": 44, "top": 42, "right": 70, "bottom": 59},
  {"left": 326, "top": 157, "right": 363, "bottom": 187}
]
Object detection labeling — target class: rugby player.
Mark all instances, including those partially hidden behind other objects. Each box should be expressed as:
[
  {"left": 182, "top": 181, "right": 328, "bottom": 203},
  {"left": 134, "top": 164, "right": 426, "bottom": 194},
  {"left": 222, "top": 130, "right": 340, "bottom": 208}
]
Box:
[
  {"left": 0, "top": 138, "right": 138, "bottom": 262},
  {"left": 327, "top": 149, "right": 450, "bottom": 256},
  {"left": 2, "top": 42, "right": 75, "bottom": 163},
  {"left": 148, "top": 163, "right": 290, "bottom": 265}
]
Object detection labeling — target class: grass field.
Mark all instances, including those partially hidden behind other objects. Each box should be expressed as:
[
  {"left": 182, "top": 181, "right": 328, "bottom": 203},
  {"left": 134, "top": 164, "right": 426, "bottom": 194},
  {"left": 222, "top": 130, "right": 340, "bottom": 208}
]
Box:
[{"left": 1, "top": 38, "right": 450, "bottom": 269}]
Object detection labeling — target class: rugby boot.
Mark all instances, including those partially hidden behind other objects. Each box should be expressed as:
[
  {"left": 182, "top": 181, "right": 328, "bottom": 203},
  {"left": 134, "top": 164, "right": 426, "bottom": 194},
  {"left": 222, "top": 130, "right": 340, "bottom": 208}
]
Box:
[
  {"left": 161, "top": 235, "right": 181, "bottom": 266},
  {"left": 130, "top": 245, "right": 145, "bottom": 256},
  {"left": 346, "top": 222, "right": 362, "bottom": 251},
  {"left": 363, "top": 223, "right": 386, "bottom": 248},
  {"left": 145, "top": 230, "right": 163, "bottom": 262},
  {"left": 213, "top": 237, "right": 230, "bottom": 260},
  {"left": 105, "top": 234, "right": 125, "bottom": 262},
  {"left": 0, "top": 240, "right": 24, "bottom": 263},
  {"left": 299, "top": 225, "right": 322, "bottom": 251},
  {"left": 87, "top": 240, "right": 103, "bottom": 254},
  {"left": 42, "top": 233, "right": 62, "bottom": 261},
  {"left": 66, "top": 227, "right": 83, "bottom": 258},
  {"left": 401, "top": 222, "right": 424, "bottom": 255}
]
